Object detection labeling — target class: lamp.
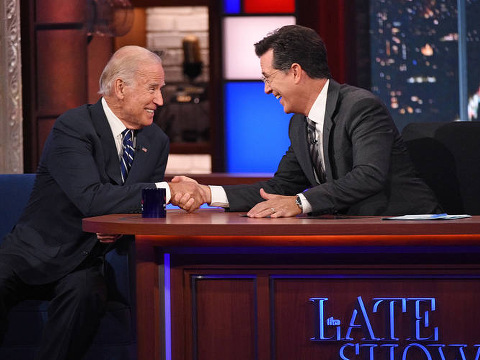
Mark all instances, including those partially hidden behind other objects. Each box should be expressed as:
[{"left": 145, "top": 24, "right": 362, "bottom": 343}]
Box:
[
  {"left": 86, "top": 0, "right": 134, "bottom": 37},
  {"left": 182, "top": 35, "right": 203, "bottom": 82}
]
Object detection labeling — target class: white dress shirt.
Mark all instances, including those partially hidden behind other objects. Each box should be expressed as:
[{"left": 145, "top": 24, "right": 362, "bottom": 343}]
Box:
[{"left": 102, "top": 97, "right": 130, "bottom": 159}]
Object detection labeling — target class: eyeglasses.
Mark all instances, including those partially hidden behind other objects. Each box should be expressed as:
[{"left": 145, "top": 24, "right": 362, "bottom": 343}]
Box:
[{"left": 261, "top": 70, "right": 281, "bottom": 85}]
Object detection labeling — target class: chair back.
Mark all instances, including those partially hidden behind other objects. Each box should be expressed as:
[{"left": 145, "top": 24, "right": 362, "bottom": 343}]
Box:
[
  {"left": 402, "top": 121, "right": 480, "bottom": 215},
  {"left": 0, "top": 174, "right": 36, "bottom": 242}
]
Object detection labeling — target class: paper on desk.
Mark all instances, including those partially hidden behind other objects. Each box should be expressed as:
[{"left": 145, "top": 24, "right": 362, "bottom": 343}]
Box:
[{"left": 383, "top": 213, "right": 471, "bottom": 220}]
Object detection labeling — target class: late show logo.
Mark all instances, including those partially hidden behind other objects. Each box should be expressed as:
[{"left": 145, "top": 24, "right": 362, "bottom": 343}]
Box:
[{"left": 310, "top": 296, "right": 480, "bottom": 360}]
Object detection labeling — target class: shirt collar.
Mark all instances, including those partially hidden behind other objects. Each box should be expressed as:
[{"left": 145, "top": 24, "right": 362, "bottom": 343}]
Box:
[
  {"left": 101, "top": 97, "right": 127, "bottom": 139},
  {"left": 307, "top": 79, "right": 330, "bottom": 124}
]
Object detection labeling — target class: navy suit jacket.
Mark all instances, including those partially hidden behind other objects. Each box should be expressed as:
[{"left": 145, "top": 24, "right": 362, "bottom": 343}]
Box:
[
  {"left": 0, "top": 99, "right": 169, "bottom": 284},
  {"left": 224, "top": 80, "right": 441, "bottom": 216}
]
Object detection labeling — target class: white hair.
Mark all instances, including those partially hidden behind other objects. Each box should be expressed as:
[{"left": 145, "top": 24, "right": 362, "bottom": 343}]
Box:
[{"left": 98, "top": 45, "right": 162, "bottom": 96}]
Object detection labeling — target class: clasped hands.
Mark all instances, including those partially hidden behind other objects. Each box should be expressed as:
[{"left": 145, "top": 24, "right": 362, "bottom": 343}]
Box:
[
  {"left": 168, "top": 176, "right": 302, "bottom": 218},
  {"left": 168, "top": 176, "right": 211, "bottom": 213}
]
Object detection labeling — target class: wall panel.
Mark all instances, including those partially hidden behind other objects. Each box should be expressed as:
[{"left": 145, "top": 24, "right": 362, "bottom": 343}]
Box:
[
  {"left": 37, "top": 117, "right": 55, "bottom": 153},
  {"left": 21, "top": 0, "right": 113, "bottom": 171},
  {"left": 36, "top": 0, "right": 86, "bottom": 23},
  {"left": 36, "top": 30, "right": 87, "bottom": 116}
]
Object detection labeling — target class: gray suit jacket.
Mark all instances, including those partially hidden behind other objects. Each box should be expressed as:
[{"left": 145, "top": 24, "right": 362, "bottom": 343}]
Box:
[
  {"left": 0, "top": 99, "right": 169, "bottom": 284},
  {"left": 224, "top": 80, "right": 441, "bottom": 215}
]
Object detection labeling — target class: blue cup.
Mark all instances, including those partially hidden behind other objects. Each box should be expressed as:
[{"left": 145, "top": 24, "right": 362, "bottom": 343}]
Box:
[{"left": 142, "top": 188, "right": 166, "bottom": 218}]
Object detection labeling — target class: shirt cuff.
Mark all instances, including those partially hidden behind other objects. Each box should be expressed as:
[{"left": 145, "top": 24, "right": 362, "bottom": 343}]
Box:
[
  {"left": 297, "top": 193, "right": 312, "bottom": 214},
  {"left": 156, "top": 182, "right": 171, "bottom": 203},
  {"left": 209, "top": 185, "right": 229, "bottom": 207}
]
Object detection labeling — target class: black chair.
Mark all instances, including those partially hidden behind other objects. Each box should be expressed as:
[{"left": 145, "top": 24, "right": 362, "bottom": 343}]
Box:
[
  {"left": 402, "top": 121, "right": 480, "bottom": 215},
  {"left": 0, "top": 174, "right": 137, "bottom": 359}
]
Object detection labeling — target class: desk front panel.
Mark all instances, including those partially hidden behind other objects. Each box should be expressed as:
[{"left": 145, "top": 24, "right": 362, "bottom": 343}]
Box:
[{"left": 170, "top": 252, "right": 480, "bottom": 360}]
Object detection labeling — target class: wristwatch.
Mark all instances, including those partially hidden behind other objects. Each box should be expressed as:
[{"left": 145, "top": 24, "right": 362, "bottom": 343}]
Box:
[{"left": 295, "top": 195, "right": 303, "bottom": 212}]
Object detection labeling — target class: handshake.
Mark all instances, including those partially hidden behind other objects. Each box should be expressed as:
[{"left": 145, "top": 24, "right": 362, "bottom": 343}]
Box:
[
  {"left": 167, "top": 176, "right": 211, "bottom": 213},
  {"left": 166, "top": 176, "right": 304, "bottom": 218}
]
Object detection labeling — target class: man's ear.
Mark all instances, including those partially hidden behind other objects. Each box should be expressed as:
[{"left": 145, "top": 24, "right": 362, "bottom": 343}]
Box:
[
  {"left": 291, "top": 63, "right": 303, "bottom": 84},
  {"left": 114, "top": 79, "right": 126, "bottom": 99}
]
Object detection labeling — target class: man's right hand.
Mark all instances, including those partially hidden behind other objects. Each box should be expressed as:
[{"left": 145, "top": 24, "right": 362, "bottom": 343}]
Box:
[{"left": 168, "top": 176, "right": 211, "bottom": 213}]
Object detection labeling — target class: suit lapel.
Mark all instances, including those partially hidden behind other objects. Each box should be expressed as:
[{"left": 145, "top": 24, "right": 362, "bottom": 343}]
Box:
[
  {"left": 292, "top": 114, "right": 318, "bottom": 185},
  {"left": 323, "top": 80, "right": 340, "bottom": 182},
  {"left": 90, "top": 100, "right": 123, "bottom": 185}
]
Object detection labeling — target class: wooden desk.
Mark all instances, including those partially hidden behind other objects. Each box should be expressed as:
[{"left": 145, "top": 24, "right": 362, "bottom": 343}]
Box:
[{"left": 83, "top": 210, "right": 480, "bottom": 360}]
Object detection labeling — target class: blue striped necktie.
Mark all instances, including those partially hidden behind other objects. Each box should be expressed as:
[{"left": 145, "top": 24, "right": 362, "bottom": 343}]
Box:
[
  {"left": 306, "top": 117, "right": 326, "bottom": 183},
  {"left": 120, "top": 129, "right": 135, "bottom": 183}
]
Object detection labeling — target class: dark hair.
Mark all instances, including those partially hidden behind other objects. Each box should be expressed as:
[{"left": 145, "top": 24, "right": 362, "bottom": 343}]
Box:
[{"left": 254, "top": 25, "right": 331, "bottom": 79}]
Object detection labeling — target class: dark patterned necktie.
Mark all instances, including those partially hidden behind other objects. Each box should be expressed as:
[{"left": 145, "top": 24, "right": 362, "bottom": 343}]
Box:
[
  {"left": 306, "top": 117, "right": 326, "bottom": 183},
  {"left": 120, "top": 129, "right": 135, "bottom": 183}
]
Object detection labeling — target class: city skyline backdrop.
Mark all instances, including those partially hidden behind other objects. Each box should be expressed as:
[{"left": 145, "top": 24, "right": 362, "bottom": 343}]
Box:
[{"left": 370, "top": 0, "right": 480, "bottom": 131}]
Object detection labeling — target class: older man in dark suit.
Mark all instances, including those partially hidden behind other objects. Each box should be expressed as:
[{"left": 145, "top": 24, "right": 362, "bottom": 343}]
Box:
[
  {"left": 172, "top": 25, "right": 442, "bottom": 217},
  {"left": 0, "top": 45, "right": 203, "bottom": 359}
]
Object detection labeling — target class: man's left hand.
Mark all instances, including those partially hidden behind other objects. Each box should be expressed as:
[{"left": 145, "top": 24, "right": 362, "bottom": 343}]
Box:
[{"left": 247, "top": 188, "right": 302, "bottom": 218}]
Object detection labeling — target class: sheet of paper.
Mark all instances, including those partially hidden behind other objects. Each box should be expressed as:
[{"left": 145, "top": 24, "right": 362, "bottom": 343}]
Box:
[{"left": 383, "top": 213, "right": 471, "bottom": 220}]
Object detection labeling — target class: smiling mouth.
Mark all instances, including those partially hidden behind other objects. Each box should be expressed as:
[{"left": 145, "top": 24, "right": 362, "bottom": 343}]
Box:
[
  {"left": 275, "top": 94, "right": 282, "bottom": 100},
  {"left": 145, "top": 109, "right": 155, "bottom": 114}
]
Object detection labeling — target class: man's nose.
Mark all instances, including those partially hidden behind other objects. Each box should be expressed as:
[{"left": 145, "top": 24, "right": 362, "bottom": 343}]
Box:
[
  {"left": 154, "top": 90, "right": 164, "bottom": 106},
  {"left": 264, "top": 82, "right": 272, "bottom": 94}
]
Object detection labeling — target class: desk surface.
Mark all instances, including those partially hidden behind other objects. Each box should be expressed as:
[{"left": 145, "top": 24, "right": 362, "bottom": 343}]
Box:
[{"left": 83, "top": 209, "right": 480, "bottom": 247}]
